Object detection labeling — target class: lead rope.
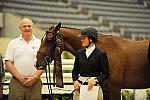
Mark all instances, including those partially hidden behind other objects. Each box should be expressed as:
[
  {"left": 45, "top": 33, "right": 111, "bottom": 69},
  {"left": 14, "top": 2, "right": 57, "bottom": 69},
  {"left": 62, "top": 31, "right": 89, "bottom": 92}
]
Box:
[{"left": 44, "top": 56, "right": 54, "bottom": 100}]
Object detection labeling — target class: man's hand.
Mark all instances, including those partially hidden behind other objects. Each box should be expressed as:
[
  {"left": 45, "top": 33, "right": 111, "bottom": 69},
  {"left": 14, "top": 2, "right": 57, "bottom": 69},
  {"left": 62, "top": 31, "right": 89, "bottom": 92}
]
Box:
[
  {"left": 23, "top": 76, "right": 38, "bottom": 86},
  {"left": 17, "top": 75, "right": 28, "bottom": 84},
  {"left": 73, "top": 80, "right": 81, "bottom": 90}
]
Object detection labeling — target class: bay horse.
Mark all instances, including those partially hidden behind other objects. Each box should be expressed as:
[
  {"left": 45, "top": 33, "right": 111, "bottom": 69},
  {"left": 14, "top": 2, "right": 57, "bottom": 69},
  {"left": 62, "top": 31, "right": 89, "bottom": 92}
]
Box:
[{"left": 36, "top": 23, "right": 150, "bottom": 100}]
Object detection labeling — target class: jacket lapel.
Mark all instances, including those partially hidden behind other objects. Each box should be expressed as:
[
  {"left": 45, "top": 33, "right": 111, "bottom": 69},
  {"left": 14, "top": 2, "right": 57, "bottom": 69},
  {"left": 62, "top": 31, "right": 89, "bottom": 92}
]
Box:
[
  {"left": 88, "top": 48, "right": 99, "bottom": 60},
  {"left": 81, "top": 49, "right": 87, "bottom": 58}
]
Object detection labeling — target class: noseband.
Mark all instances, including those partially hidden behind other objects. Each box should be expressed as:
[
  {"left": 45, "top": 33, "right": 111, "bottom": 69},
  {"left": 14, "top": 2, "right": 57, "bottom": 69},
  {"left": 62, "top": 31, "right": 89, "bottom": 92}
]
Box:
[
  {"left": 37, "top": 51, "right": 52, "bottom": 63},
  {"left": 36, "top": 51, "right": 52, "bottom": 70}
]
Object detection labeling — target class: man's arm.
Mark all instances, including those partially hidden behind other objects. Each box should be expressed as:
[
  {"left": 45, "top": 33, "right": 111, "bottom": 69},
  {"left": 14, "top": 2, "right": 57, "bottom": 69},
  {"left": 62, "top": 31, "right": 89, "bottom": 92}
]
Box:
[
  {"left": 33, "top": 70, "right": 44, "bottom": 80},
  {"left": 5, "top": 60, "right": 26, "bottom": 83}
]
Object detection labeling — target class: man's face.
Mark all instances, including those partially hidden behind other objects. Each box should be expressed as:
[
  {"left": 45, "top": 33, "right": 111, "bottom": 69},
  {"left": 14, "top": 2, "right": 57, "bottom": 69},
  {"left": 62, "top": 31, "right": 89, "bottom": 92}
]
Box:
[
  {"left": 20, "top": 20, "right": 33, "bottom": 35},
  {"left": 81, "top": 36, "right": 91, "bottom": 47}
]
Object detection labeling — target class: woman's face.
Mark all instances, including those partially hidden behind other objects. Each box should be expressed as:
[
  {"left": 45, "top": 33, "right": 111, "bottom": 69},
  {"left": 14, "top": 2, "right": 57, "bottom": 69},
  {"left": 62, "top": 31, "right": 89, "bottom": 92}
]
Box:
[{"left": 81, "top": 36, "right": 91, "bottom": 47}]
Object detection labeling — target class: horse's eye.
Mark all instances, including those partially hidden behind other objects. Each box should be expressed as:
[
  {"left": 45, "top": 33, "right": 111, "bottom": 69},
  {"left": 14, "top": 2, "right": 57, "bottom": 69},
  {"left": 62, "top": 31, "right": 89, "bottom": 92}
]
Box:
[{"left": 47, "top": 34, "right": 54, "bottom": 40}]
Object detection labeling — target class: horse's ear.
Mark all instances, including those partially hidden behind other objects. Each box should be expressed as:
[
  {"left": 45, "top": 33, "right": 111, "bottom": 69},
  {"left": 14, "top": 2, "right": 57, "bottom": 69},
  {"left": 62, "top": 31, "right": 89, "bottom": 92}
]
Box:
[
  {"left": 55, "top": 23, "right": 61, "bottom": 31},
  {"left": 49, "top": 24, "right": 54, "bottom": 29}
]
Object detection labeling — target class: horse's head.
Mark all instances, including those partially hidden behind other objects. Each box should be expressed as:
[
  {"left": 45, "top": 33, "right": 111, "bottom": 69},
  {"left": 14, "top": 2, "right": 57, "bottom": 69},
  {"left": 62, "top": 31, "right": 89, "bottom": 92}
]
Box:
[{"left": 36, "top": 23, "right": 63, "bottom": 69}]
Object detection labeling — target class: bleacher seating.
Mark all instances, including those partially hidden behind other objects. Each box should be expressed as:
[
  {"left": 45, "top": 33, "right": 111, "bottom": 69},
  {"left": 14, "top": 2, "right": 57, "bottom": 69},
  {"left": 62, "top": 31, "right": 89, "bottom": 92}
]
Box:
[
  {"left": 1, "top": 0, "right": 119, "bottom": 35},
  {"left": 69, "top": 0, "right": 150, "bottom": 39},
  {"left": 1, "top": 0, "right": 150, "bottom": 40}
]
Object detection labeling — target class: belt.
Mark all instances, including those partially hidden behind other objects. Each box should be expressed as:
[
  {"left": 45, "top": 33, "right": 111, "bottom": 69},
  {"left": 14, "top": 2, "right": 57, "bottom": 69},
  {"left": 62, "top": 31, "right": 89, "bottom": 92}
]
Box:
[
  {"left": 78, "top": 80, "right": 98, "bottom": 86},
  {"left": 83, "top": 82, "right": 88, "bottom": 85},
  {"left": 78, "top": 80, "right": 83, "bottom": 84},
  {"left": 13, "top": 76, "right": 40, "bottom": 80},
  {"left": 78, "top": 80, "right": 88, "bottom": 85}
]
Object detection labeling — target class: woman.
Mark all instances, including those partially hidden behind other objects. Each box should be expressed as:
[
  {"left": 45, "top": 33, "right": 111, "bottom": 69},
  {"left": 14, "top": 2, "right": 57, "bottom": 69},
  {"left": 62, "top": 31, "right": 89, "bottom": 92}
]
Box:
[{"left": 72, "top": 27, "right": 110, "bottom": 100}]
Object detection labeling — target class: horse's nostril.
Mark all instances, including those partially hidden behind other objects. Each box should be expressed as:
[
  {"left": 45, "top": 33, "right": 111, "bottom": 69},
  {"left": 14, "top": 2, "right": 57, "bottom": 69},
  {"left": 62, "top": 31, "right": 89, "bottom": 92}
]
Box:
[
  {"left": 35, "top": 61, "right": 46, "bottom": 70},
  {"left": 35, "top": 62, "right": 40, "bottom": 67},
  {"left": 35, "top": 62, "right": 40, "bottom": 69}
]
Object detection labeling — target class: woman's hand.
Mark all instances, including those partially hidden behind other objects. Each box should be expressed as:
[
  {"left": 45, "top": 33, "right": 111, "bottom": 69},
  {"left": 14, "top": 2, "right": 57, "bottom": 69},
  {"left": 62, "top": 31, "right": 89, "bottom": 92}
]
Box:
[
  {"left": 88, "top": 79, "right": 97, "bottom": 90},
  {"left": 73, "top": 80, "right": 81, "bottom": 90}
]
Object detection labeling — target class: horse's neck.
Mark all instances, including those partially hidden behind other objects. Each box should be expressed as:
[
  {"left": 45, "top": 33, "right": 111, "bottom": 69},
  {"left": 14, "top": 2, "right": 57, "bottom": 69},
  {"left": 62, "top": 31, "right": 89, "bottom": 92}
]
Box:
[
  {"left": 60, "top": 28, "right": 130, "bottom": 56},
  {"left": 60, "top": 28, "right": 82, "bottom": 56},
  {"left": 98, "top": 35, "right": 129, "bottom": 52},
  {"left": 63, "top": 35, "right": 82, "bottom": 56}
]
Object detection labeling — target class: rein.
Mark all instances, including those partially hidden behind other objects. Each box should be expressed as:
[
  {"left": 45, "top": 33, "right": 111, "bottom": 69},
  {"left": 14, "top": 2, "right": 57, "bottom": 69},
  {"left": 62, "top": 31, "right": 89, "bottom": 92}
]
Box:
[{"left": 44, "top": 57, "right": 54, "bottom": 99}]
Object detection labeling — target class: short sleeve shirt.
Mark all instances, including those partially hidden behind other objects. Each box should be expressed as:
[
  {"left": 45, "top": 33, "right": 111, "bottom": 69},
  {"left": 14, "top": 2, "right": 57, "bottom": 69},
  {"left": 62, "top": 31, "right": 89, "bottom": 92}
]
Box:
[{"left": 4, "top": 35, "right": 41, "bottom": 76}]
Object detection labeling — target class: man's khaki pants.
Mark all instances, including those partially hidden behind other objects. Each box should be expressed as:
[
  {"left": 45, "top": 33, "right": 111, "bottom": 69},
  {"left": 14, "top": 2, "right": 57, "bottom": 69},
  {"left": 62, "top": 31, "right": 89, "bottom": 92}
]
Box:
[
  {"left": 73, "top": 85, "right": 103, "bottom": 100},
  {"left": 8, "top": 77, "right": 42, "bottom": 100}
]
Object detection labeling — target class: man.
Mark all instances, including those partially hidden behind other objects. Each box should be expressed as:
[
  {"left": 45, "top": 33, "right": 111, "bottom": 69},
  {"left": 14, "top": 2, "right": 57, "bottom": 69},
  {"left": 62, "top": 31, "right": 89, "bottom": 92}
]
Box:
[
  {"left": 72, "top": 27, "right": 110, "bottom": 100},
  {"left": 4, "top": 18, "right": 44, "bottom": 100}
]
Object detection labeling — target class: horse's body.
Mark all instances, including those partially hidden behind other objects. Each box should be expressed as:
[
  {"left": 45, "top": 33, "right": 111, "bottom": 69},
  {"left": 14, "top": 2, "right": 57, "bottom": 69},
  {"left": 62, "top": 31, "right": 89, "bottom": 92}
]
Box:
[{"left": 36, "top": 24, "right": 150, "bottom": 100}]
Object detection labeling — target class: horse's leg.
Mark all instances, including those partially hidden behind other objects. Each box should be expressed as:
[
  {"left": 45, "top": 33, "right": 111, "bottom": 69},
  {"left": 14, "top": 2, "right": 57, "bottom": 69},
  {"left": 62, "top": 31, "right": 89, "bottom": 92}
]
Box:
[
  {"left": 0, "top": 84, "right": 3, "bottom": 99},
  {"left": 102, "top": 81, "right": 121, "bottom": 100},
  {"left": 147, "top": 43, "right": 150, "bottom": 65},
  {"left": 109, "top": 85, "right": 121, "bottom": 100},
  {"left": 107, "top": 74, "right": 123, "bottom": 100},
  {"left": 102, "top": 81, "right": 110, "bottom": 100},
  {"left": 102, "top": 88, "right": 110, "bottom": 100}
]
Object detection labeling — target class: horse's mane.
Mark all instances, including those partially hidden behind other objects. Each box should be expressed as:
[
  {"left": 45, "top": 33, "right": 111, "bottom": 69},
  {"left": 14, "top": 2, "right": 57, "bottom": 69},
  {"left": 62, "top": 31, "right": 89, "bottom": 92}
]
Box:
[
  {"left": 61, "top": 27, "right": 112, "bottom": 37},
  {"left": 61, "top": 27, "right": 81, "bottom": 32},
  {"left": 60, "top": 27, "right": 142, "bottom": 43}
]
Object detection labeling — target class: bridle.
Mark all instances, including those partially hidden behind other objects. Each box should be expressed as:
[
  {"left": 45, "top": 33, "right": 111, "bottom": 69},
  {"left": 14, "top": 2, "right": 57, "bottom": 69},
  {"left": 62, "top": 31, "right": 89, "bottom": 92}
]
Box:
[
  {"left": 37, "top": 51, "right": 52, "bottom": 62},
  {"left": 36, "top": 29, "right": 64, "bottom": 99},
  {"left": 36, "top": 30, "right": 58, "bottom": 69}
]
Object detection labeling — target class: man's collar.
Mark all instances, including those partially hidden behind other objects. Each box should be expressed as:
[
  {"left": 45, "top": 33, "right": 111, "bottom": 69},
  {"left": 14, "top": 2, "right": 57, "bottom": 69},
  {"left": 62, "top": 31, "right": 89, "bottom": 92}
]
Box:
[{"left": 19, "top": 34, "right": 35, "bottom": 40}]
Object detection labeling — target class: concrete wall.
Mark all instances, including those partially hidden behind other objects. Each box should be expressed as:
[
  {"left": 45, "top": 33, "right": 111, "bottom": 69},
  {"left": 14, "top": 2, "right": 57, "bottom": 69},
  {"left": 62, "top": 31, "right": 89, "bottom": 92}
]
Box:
[
  {"left": 3, "top": 12, "right": 20, "bottom": 38},
  {"left": 0, "top": 13, "right": 3, "bottom": 28},
  {"left": 0, "top": 37, "right": 13, "bottom": 57},
  {"left": 3, "top": 12, "right": 45, "bottom": 38}
]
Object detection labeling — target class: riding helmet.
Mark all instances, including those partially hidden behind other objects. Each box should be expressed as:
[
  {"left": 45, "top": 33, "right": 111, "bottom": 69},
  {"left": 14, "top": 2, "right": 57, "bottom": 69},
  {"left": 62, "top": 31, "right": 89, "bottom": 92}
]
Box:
[{"left": 81, "top": 27, "right": 98, "bottom": 43}]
